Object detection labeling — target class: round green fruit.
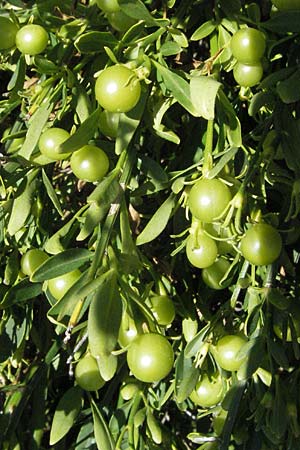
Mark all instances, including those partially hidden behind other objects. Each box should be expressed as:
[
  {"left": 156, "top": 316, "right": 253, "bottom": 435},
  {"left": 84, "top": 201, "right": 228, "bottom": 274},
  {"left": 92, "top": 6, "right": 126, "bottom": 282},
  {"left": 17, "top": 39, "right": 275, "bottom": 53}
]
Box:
[
  {"left": 95, "top": 65, "right": 141, "bottom": 113},
  {"left": 95, "top": 0, "right": 120, "bottom": 12},
  {"left": 106, "top": 10, "right": 136, "bottom": 32},
  {"left": 233, "top": 61, "right": 263, "bottom": 87},
  {"left": 188, "top": 178, "right": 232, "bottom": 223},
  {"left": 99, "top": 110, "right": 120, "bottom": 138},
  {"left": 21, "top": 249, "right": 49, "bottom": 277},
  {"left": 230, "top": 28, "right": 266, "bottom": 64},
  {"left": 189, "top": 373, "right": 224, "bottom": 408},
  {"left": 127, "top": 333, "right": 174, "bottom": 383},
  {"left": 16, "top": 24, "right": 48, "bottom": 55},
  {"left": 38, "top": 127, "right": 70, "bottom": 161},
  {"left": 150, "top": 295, "right": 175, "bottom": 326},
  {"left": 70, "top": 144, "right": 109, "bottom": 182},
  {"left": 202, "top": 258, "right": 231, "bottom": 290},
  {"left": 75, "top": 354, "right": 105, "bottom": 391},
  {"left": 48, "top": 270, "right": 81, "bottom": 301},
  {"left": 0, "top": 17, "right": 18, "bottom": 50},
  {"left": 213, "top": 335, "right": 247, "bottom": 372},
  {"left": 186, "top": 232, "right": 218, "bottom": 269},
  {"left": 240, "top": 223, "right": 282, "bottom": 266}
]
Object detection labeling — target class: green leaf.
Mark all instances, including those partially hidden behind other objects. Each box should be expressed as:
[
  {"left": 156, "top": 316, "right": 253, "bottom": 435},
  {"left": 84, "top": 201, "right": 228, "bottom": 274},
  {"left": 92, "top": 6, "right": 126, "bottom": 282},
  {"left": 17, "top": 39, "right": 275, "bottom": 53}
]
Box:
[
  {"left": 174, "top": 351, "right": 199, "bottom": 403},
  {"left": 57, "top": 108, "right": 101, "bottom": 154},
  {"left": 8, "top": 55, "right": 26, "bottom": 93},
  {"left": 97, "top": 353, "right": 118, "bottom": 381},
  {"left": 31, "top": 248, "right": 92, "bottom": 282},
  {"left": 42, "top": 169, "right": 63, "bottom": 217},
  {"left": 190, "top": 76, "right": 222, "bottom": 120},
  {"left": 191, "top": 20, "right": 216, "bottom": 41},
  {"left": 277, "top": 69, "right": 300, "bottom": 104},
  {"left": 49, "top": 386, "right": 82, "bottom": 445},
  {"left": 217, "top": 90, "right": 242, "bottom": 147},
  {"left": 152, "top": 97, "right": 180, "bottom": 145},
  {"left": 237, "top": 337, "right": 265, "bottom": 380},
  {"left": 153, "top": 61, "right": 198, "bottom": 116},
  {"left": 44, "top": 208, "right": 84, "bottom": 254},
  {"left": 259, "top": 67, "right": 295, "bottom": 90},
  {"left": 34, "top": 56, "right": 59, "bottom": 74},
  {"left": 74, "top": 31, "right": 118, "bottom": 53},
  {"left": 262, "top": 11, "right": 300, "bottom": 33},
  {"left": 7, "top": 169, "right": 39, "bottom": 236},
  {"left": 160, "top": 41, "right": 181, "bottom": 56},
  {"left": 146, "top": 410, "right": 162, "bottom": 444},
  {"left": 91, "top": 399, "right": 115, "bottom": 450},
  {"left": 115, "top": 92, "right": 147, "bottom": 155},
  {"left": 88, "top": 270, "right": 122, "bottom": 358},
  {"left": 136, "top": 193, "right": 175, "bottom": 246},
  {"left": 0, "top": 279, "right": 43, "bottom": 309},
  {"left": 220, "top": 380, "right": 247, "bottom": 450},
  {"left": 18, "top": 102, "right": 53, "bottom": 159},
  {"left": 184, "top": 324, "right": 210, "bottom": 358},
  {"left": 118, "top": 0, "right": 167, "bottom": 26},
  {"left": 207, "top": 146, "right": 239, "bottom": 179},
  {"left": 248, "top": 91, "right": 275, "bottom": 117}
]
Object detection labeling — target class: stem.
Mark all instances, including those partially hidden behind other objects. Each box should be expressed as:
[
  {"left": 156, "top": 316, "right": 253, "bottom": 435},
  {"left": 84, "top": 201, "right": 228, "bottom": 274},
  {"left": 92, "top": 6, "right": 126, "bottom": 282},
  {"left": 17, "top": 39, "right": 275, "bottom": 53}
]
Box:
[
  {"left": 202, "top": 119, "right": 214, "bottom": 177},
  {"left": 87, "top": 146, "right": 136, "bottom": 280}
]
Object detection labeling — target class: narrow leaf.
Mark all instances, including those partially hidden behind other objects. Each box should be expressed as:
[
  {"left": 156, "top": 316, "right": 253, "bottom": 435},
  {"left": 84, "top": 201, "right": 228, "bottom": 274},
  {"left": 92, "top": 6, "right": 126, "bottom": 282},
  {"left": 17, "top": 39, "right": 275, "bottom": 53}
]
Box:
[
  {"left": 191, "top": 20, "right": 216, "bottom": 41},
  {"left": 42, "top": 169, "right": 63, "bottom": 216},
  {"left": 18, "top": 102, "right": 53, "bottom": 159},
  {"left": 190, "top": 76, "right": 222, "bottom": 120},
  {"left": 31, "top": 248, "right": 92, "bottom": 282},
  {"left": 88, "top": 270, "right": 122, "bottom": 357},
  {"left": 7, "top": 170, "right": 38, "bottom": 236},
  {"left": 153, "top": 61, "right": 197, "bottom": 116},
  {"left": 175, "top": 351, "right": 199, "bottom": 403},
  {"left": 57, "top": 108, "right": 101, "bottom": 154},
  {"left": 115, "top": 92, "right": 147, "bottom": 155},
  {"left": 91, "top": 399, "right": 115, "bottom": 450},
  {"left": 50, "top": 386, "right": 82, "bottom": 445},
  {"left": 74, "top": 31, "right": 118, "bottom": 53},
  {"left": 1, "top": 279, "right": 42, "bottom": 309},
  {"left": 207, "top": 147, "right": 239, "bottom": 179},
  {"left": 136, "top": 194, "right": 175, "bottom": 246}
]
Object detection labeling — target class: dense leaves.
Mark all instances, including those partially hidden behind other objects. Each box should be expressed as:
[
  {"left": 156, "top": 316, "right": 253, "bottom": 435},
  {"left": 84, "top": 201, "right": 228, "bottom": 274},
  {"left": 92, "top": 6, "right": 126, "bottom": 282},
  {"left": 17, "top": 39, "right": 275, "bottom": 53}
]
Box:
[{"left": 1, "top": 1, "right": 300, "bottom": 450}]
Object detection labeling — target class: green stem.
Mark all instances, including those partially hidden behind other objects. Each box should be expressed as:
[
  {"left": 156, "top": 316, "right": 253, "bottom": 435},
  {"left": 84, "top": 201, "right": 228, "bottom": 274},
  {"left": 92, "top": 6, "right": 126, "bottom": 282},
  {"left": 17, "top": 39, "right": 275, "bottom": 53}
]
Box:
[
  {"left": 202, "top": 119, "right": 214, "bottom": 177},
  {"left": 87, "top": 146, "right": 136, "bottom": 280}
]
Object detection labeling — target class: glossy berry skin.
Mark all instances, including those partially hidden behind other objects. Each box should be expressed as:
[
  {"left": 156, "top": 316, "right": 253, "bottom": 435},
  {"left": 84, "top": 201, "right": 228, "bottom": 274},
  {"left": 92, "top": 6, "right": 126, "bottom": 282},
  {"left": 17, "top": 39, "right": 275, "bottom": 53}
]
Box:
[
  {"left": 150, "top": 295, "right": 175, "bottom": 326},
  {"left": 95, "top": 65, "right": 141, "bottom": 113},
  {"left": 99, "top": 110, "right": 120, "bottom": 138},
  {"left": 202, "top": 258, "right": 231, "bottom": 290},
  {"left": 48, "top": 270, "right": 81, "bottom": 301},
  {"left": 188, "top": 178, "right": 232, "bottom": 223},
  {"left": 271, "top": 0, "right": 300, "bottom": 10},
  {"left": 230, "top": 28, "right": 266, "bottom": 64},
  {"left": 240, "top": 223, "right": 282, "bottom": 266},
  {"left": 75, "top": 354, "right": 105, "bottom": 391},
  {"left": 186, "top": 232, "right": 218, "bottom": 269},
  {"left": 127, "top": 333, "right": 174, "bottom": 383},
  {"left": 213, "top": 335, "right": 247, "bottom": 372},
  {"left": 70, "top": 145, "right": 109, "bottom": 182},
  {"left": 106, "top": 10, "right": 136, "bottom": 32},
  {"left": 189, "top": 373, "right": 224, "bottom": 408},
  {"left": 0, "top": 17, "right": 18, "bottom": 50},
  {"left": 95, "top": 0, "right": 120, "bottom": 12},
  {"left": 21, "top": 249, "right": 49, "bottom": 277},
  {"left": 38, "top": 127, "right": 70, "bottom": 161},
  {"left": 233, "top": 62, "right": 263, "bottom": 88},
  {"left": 16, "top": 24, "right": 48, "bottom": 55}
]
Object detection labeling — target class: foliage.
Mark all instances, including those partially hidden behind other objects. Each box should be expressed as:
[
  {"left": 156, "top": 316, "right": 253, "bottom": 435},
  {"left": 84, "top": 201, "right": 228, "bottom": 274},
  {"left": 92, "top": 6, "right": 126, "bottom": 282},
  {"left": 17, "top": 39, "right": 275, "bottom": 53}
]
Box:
[{"left": 1, "top": 1, "right": 300, "bottom": 449}]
